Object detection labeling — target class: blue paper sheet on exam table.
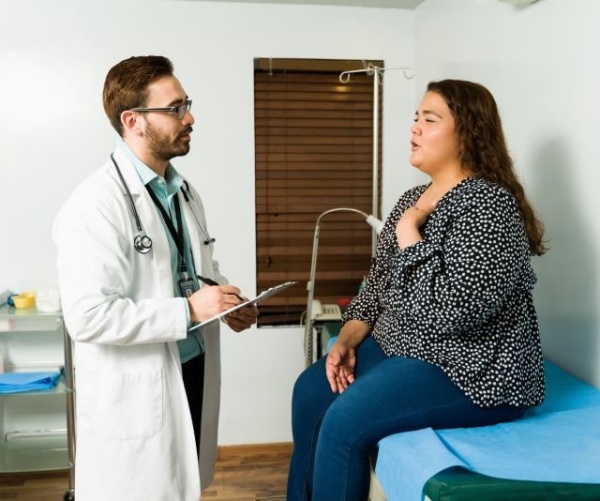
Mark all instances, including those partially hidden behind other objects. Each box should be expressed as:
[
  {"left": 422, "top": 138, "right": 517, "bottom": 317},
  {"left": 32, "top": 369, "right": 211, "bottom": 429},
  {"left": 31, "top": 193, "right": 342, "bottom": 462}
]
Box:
[{"left": 375, "top": 360, "right": 600, "bottom": 501}]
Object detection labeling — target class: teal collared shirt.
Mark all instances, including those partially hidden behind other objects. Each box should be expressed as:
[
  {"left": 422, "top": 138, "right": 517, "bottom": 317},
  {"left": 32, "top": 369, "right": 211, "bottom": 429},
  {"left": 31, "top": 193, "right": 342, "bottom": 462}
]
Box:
[{"left": 118, "top": 141, "right": 204, "bottom": 362}]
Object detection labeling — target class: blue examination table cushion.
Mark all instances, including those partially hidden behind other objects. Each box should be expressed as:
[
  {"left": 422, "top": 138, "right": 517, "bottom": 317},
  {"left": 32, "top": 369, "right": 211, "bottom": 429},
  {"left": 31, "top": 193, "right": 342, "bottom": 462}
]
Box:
[{"left": 375, "top": 360, "right": 600, "bottom": 501}]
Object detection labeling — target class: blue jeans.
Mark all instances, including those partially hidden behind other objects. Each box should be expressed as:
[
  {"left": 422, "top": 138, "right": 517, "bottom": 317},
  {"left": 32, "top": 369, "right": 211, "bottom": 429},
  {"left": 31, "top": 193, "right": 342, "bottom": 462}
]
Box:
[{"left": 287, "top": 336, "right": 526, "bottom": 501}]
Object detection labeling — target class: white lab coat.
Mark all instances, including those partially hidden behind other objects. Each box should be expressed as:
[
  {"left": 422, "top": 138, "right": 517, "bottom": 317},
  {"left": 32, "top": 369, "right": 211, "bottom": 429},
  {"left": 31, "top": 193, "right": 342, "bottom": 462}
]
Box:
[{"left": 53, "top": 147, "right": 225, "bottom": 501}]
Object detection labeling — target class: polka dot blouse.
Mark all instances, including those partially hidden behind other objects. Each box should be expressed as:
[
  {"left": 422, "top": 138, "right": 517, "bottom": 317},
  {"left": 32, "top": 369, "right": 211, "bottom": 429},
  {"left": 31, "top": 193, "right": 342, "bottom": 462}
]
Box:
[{"left": 343, "top": 176, "right": 545, "bottom": 408}]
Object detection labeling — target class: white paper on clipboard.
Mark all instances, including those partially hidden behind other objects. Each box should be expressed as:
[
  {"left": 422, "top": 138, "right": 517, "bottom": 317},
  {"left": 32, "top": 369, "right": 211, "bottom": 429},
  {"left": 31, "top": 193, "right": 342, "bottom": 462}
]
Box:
[{"left": 188, "top": 280, "right": 298, "bottom": 332}]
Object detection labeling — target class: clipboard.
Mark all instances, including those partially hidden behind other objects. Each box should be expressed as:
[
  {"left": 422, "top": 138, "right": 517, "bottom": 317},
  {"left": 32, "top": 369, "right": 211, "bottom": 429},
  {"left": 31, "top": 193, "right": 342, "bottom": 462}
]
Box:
[{"left": 188, "top": 280, "right": 298, "bottom": 332}]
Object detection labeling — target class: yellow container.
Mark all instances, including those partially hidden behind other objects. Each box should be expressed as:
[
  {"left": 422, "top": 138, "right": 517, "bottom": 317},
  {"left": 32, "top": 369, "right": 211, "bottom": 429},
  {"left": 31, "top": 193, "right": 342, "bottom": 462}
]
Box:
[{"left": 13, "top": 292, "right": 36, "bottom": 309}]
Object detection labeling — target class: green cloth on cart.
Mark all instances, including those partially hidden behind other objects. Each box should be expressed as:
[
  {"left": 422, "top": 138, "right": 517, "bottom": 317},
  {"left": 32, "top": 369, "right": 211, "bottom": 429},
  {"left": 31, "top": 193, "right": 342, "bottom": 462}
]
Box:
[{"left": 0, "top": 371, "right": 61, "bottom": 394}]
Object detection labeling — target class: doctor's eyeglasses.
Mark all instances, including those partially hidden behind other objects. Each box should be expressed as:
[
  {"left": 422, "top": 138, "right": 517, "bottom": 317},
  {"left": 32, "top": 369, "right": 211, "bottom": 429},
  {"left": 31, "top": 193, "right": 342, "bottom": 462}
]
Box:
[{"left": 130, "top": 99, "right": 192, "bottom": 120}]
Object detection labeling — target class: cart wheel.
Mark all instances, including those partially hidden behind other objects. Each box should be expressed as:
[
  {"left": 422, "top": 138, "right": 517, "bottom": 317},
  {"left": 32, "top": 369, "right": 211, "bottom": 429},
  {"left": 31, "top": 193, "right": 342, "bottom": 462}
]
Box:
[{"left": 63, "top": 490, "right": 75, "bottom": 501}]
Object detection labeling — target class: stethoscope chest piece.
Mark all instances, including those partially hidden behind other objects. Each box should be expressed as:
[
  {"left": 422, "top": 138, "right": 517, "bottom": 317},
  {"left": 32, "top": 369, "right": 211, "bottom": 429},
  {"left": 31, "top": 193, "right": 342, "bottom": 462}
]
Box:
[{"left": 134, "top": 234, "right": 153, "bottom": 254}]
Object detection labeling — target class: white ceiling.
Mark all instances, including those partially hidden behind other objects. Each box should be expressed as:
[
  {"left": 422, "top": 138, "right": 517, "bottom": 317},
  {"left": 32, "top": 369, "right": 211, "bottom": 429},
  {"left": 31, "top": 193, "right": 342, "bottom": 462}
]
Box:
[{"left": 187, "top": 0, "right": 425, "bottom": 8}]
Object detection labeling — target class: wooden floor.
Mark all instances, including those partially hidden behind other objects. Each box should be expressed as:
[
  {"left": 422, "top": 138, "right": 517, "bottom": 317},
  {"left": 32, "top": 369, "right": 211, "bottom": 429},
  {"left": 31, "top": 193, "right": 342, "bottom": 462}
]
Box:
[{"left": 0, "top": 443, "right": 291, "bottom": 500}]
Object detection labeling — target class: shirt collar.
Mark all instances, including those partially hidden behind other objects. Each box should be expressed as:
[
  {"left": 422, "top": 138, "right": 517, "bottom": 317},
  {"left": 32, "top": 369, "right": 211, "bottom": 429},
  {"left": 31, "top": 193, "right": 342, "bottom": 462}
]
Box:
[{"left": 117, "top": 139, "right": 183, "bottom": 196}]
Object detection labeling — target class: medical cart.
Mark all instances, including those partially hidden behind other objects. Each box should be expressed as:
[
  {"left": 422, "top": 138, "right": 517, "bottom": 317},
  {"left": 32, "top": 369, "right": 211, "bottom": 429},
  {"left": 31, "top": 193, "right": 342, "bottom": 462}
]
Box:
[{"left": 0, "top": 304, "right": 75, "bottom": 500}]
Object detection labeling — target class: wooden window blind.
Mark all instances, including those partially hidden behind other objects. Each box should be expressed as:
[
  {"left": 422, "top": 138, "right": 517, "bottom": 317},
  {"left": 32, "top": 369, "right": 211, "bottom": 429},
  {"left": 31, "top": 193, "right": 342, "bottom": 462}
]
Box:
[{"left": 254, "top": 58, "right": 383, "bottom": 326}]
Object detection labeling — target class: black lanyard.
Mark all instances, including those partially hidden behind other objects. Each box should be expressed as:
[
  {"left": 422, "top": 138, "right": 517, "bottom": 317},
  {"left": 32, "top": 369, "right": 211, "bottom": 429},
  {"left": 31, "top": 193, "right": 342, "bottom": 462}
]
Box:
[{"left": 145, "top": 185, "right": 188, "bottom": 274}]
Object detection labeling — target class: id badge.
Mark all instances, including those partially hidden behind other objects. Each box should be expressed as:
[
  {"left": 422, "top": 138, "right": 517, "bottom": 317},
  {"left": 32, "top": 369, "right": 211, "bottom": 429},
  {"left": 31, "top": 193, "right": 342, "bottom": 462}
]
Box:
[{"left": 179, "top": 275, "right": 198, "bottom": 298}]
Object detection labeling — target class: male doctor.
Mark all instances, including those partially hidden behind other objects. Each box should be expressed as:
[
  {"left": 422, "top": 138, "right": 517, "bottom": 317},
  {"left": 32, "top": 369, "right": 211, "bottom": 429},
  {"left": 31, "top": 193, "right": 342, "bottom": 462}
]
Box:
[{"left": 53, "top": 55, "right": 258, "bottom": 500}]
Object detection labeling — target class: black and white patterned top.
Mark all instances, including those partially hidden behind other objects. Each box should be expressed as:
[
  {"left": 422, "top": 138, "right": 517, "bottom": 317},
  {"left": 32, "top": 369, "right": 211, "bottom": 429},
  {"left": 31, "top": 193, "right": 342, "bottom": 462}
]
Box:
[{"left": 343, "top": 176, "right": 545, "bottom": 408}]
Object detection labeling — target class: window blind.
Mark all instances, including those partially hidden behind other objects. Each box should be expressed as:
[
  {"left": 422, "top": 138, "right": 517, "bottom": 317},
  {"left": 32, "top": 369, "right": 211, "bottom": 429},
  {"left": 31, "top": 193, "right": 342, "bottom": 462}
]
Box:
[{"left": 254, "top": 59, "right": 383, "bottom": 326}]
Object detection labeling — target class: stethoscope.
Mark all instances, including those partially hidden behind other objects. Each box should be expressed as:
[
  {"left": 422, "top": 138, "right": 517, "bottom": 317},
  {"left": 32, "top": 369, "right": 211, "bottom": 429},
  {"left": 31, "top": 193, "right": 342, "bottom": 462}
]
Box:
[{"left": 110, "top": 154, "right": 215, "bottom": 254}]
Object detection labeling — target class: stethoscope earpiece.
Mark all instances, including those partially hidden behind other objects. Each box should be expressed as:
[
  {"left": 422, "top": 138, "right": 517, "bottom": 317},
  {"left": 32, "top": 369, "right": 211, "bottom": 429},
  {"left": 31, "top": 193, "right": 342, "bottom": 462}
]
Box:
[{"left": 134, "top": 234, "right": 153, "bottom": 254}]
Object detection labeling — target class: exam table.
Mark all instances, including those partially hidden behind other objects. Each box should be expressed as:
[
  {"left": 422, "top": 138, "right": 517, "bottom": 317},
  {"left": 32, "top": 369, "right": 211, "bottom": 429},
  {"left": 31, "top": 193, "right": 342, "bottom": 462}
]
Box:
[{"left": 370, "top": 359, "right": 600, "bottom": 501}]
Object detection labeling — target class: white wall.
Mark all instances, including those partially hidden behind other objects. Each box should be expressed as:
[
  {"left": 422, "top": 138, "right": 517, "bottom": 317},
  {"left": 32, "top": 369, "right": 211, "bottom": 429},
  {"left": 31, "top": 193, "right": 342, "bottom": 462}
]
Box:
[
  {"left": 5, "top": 0, "right": 595, "bottom": 447},
  {"left": 0, "top": 0, "right": 416, "bottom": 444},
  {"left": 413, "top": 0, "right": 600, "bottom": 386}
]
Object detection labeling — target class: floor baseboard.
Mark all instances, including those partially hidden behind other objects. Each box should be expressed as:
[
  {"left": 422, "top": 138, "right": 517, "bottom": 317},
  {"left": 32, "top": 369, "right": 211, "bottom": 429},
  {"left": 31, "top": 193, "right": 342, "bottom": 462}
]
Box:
[{"left": 217, "top": 442, "right": 293, "bottom": 459}]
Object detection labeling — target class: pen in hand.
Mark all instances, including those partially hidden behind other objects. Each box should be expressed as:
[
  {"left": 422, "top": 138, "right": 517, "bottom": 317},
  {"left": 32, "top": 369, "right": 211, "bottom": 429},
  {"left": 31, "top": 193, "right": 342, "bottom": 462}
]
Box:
[
  {"left": 197, "top": 275, "right": 219, "bottom": 287},
  {"left": 197, "top": 275, "right": 246, "bottom": 302}
]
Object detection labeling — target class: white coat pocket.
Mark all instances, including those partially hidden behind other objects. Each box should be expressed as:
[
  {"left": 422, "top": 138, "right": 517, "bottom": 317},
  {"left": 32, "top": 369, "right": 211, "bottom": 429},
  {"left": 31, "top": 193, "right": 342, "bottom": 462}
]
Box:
[{"left": 95, "top": 369, "right": 163, "bottom": 440}]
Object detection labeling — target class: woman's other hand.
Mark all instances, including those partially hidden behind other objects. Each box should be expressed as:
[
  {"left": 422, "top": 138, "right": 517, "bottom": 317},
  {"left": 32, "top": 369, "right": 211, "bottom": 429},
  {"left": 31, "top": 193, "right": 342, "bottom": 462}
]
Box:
[{"left": 326, "top": 340, "right": 357, "bottom": 394}]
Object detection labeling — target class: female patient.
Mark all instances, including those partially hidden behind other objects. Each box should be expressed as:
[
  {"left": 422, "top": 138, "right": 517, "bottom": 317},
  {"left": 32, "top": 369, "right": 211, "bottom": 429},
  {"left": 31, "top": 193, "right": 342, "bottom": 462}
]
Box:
[{"left": 287, "top": 79, "right": 547, "bottom": 500}]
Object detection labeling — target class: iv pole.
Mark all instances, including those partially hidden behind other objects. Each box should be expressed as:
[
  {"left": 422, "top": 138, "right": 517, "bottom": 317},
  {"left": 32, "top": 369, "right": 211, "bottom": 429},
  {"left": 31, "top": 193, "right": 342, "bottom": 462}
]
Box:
[{"left": 339, "top": 63, "right": 415, "bottom": 254}]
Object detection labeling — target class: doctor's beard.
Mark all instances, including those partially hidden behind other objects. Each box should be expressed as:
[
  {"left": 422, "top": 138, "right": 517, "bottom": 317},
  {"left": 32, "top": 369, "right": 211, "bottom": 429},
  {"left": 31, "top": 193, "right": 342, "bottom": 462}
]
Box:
[{"left": 145, "top": 122, "right": 192, "bottom": 163}]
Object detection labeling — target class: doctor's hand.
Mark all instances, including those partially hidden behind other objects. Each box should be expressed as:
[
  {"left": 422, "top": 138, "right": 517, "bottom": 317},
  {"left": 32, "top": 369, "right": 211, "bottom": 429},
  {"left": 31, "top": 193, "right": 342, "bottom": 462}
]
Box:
[
  {"left": 187, "top": 285, "right": 244, "bottom": 324},
  {"left": 224, "top": 302, "right": 259, "bottom": 332}
]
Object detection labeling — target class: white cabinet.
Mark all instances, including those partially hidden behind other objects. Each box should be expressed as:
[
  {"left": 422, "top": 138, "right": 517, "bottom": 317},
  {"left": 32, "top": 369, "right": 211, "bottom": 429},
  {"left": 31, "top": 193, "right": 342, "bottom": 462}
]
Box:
[{"left": 0, "top": 303, "right": 74, "bottom": 497}]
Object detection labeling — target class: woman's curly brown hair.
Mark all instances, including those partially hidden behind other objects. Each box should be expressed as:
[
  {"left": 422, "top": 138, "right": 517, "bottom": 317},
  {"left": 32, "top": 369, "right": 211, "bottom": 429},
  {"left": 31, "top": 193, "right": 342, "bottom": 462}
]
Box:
[{"left": 427, "top": 79, "right": 547, "bottom": 256}]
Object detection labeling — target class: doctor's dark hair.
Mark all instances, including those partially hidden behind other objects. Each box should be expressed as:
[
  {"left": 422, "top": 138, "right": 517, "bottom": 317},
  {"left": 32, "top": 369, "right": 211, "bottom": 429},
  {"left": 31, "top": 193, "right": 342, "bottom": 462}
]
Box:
[
  {"left": 427, "top": 79, "right": 547, "bottom": 256},
  {"left": 103, "top": 55, "right": 175, "bottom": 137}
]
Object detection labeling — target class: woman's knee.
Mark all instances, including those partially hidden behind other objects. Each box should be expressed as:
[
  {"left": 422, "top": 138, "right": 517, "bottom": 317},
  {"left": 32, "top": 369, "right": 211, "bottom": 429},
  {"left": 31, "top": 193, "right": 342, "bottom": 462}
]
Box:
[
  {"left": 318, "top": 395, "right": 372, "bottom": 454},
  {"left": 292, "top": 359, "right": 337, "bottom": 424},
  {"left": 291, "top": 372, "right": 311, "bottom": 415}
]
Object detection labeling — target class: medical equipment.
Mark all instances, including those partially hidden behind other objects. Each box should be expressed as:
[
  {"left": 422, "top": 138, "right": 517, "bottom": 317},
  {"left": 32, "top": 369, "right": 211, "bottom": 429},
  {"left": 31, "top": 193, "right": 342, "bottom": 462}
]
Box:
[
  {"left": 110, "top": 154, "right": 215, "bottom": 254},
  {"left": 111, "top": 154, "right": 153, "bottom": 254},
  {"left": 181, "top": 181, "right": 215, "bottom": 245}
]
